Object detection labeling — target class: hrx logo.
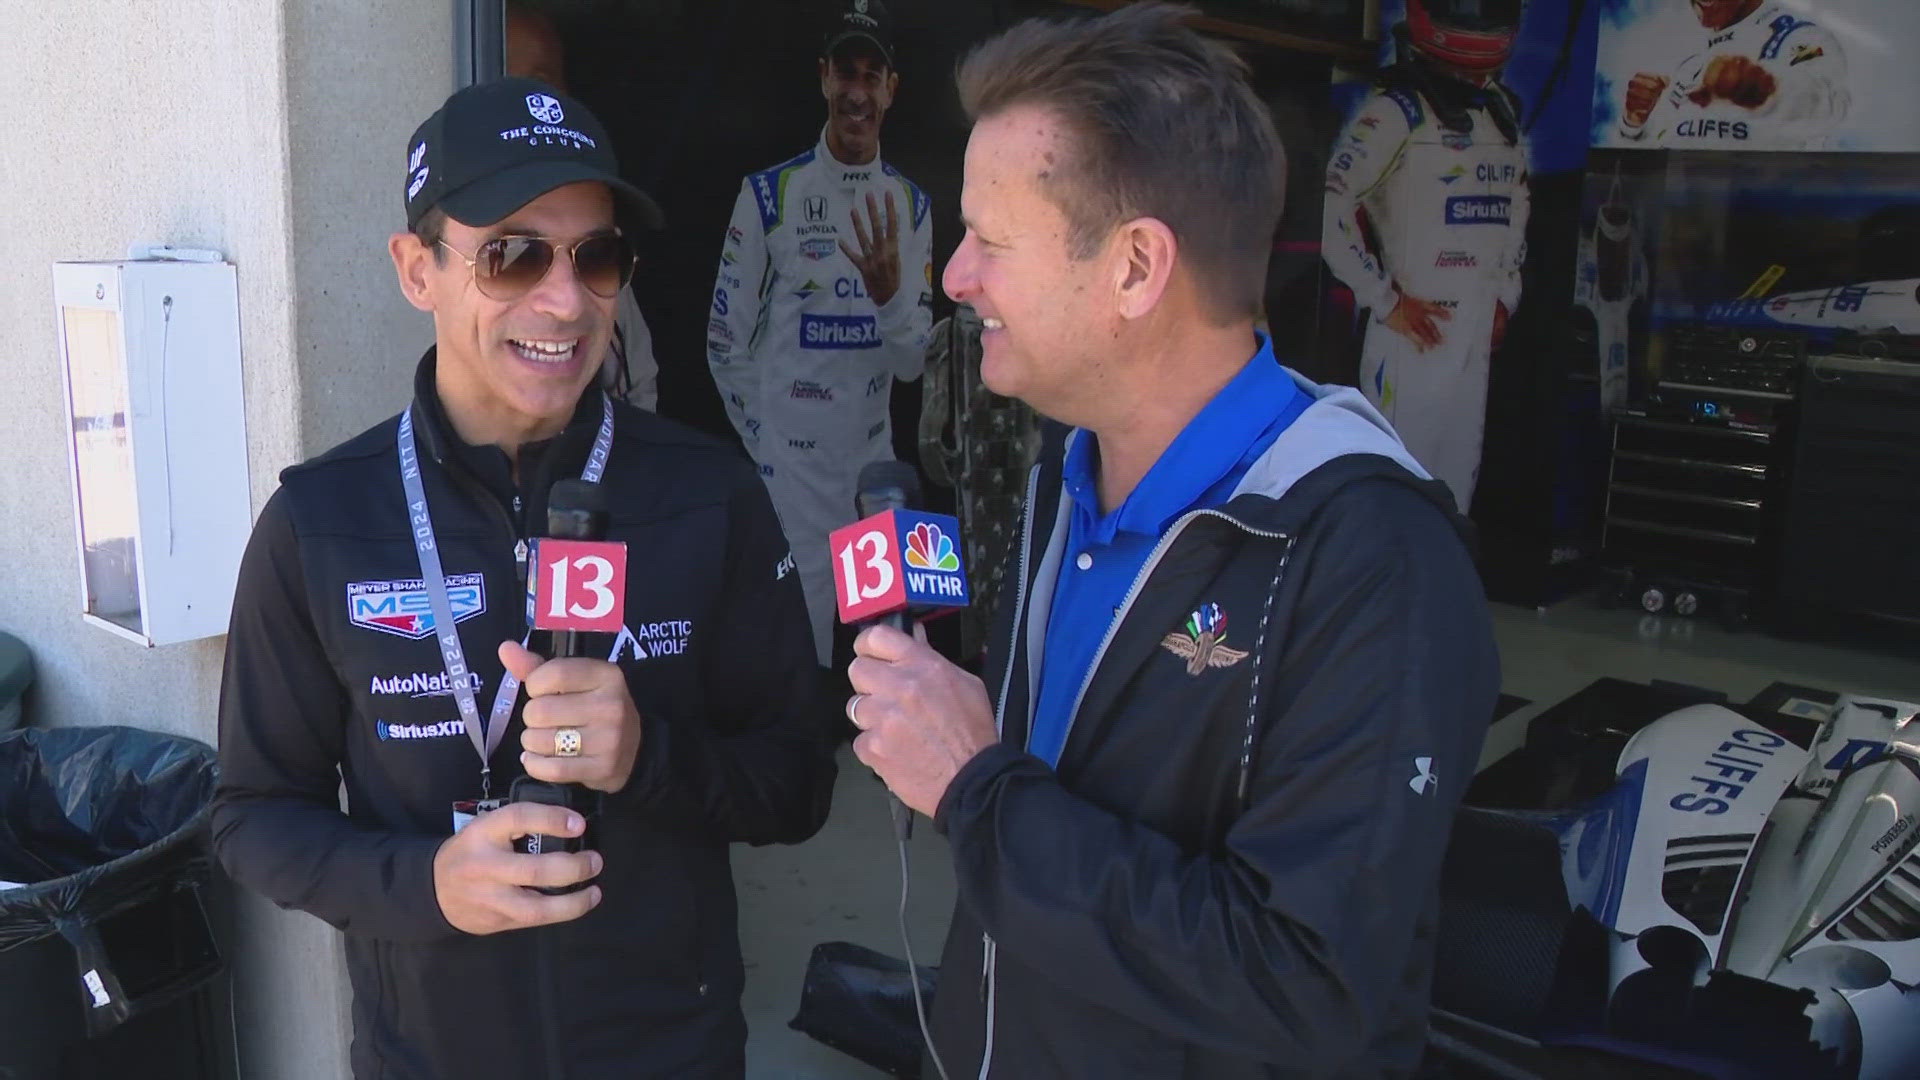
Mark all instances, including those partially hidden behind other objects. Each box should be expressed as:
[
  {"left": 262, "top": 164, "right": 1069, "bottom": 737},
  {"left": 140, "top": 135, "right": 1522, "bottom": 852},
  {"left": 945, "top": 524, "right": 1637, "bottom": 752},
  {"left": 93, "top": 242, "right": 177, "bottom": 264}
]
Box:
[{"left": 407, "top": 142, "right": 430, "bottom": 201}]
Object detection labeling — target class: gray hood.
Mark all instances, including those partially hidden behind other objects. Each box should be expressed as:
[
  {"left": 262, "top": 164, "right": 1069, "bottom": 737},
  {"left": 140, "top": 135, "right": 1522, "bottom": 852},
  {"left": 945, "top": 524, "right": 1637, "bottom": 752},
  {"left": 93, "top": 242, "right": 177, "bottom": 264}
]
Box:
[{"left": 1230, "top": 368, "right": 1432, "bottom": 503}]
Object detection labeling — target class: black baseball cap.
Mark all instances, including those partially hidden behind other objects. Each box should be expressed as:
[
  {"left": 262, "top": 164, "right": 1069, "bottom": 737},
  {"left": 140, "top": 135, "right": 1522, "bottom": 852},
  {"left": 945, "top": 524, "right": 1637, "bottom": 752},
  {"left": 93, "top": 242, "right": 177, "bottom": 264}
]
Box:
[
  {"left": 824, "top": 0, "right": 895, "bottom": 67},
  {"left": 403, "top": 77, "right": 664, "bottom": 233}
]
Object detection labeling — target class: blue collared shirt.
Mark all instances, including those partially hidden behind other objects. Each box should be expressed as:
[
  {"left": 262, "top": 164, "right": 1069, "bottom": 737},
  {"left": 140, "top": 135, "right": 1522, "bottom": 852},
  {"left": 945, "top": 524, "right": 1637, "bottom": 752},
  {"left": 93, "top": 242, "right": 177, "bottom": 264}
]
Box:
[{"left": 1027, "top": 336, "right": 1312, "bottom": 767}]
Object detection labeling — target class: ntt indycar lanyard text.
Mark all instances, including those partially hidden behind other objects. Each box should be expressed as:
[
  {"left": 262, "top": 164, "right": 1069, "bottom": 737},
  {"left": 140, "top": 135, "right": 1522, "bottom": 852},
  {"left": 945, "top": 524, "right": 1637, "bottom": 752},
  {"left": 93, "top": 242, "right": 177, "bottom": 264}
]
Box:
[{"left": 396, "top": 394, "right": 614, "bottom": 798}]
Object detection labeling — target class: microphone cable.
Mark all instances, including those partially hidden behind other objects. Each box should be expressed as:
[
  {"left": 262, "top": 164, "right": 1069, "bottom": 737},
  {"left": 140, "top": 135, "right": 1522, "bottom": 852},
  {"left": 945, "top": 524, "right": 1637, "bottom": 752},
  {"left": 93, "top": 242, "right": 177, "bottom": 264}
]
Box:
[{"left": 895, "top": 815, "right": 951, "bottom": 1080}]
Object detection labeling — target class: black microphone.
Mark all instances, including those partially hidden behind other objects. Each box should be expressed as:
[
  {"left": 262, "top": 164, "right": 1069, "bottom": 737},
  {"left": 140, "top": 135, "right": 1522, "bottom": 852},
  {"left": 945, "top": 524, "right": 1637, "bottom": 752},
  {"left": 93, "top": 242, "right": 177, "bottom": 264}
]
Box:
[
  {"left": 857, "top": 462, "right": 922, "bottom": 621},
  {"left": 509, "top": 479, "right": 606, "bottom": 891},
  {"left": 855, "top": 462, "right": 922, "bottom": 644},
  {"left": 853, "top": 460, "right": 924, "bottom": 841},
  {"left": 545, "top": 479, "right": 608, "bottom": 660}
]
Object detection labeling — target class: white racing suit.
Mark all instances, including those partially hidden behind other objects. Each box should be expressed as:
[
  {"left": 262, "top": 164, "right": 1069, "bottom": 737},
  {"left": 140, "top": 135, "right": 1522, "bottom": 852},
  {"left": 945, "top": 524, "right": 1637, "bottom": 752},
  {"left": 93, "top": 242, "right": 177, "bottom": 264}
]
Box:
[
  {"left": 1575, "top": 226, "right": 1649, "bottom": 414},
  {"left": 708, "top": 130, "right": 933, "bottom": 664},
  {"left": 1618, "top": 3, "right": 1848, "bottom": 150},
  {"left": 1324, "top": 77, "right": 1530, "bottom": 507}
]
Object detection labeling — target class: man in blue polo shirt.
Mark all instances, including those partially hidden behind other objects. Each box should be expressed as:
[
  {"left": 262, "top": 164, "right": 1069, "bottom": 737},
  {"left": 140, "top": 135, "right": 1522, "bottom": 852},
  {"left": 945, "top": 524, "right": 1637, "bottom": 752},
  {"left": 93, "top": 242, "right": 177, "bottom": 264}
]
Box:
[
  {"left": 839, "top": 6, "right": 1499, "bottom": 1077},
  {"left": 1026, "top": 334, "right": 1312, "bottom": 766}
]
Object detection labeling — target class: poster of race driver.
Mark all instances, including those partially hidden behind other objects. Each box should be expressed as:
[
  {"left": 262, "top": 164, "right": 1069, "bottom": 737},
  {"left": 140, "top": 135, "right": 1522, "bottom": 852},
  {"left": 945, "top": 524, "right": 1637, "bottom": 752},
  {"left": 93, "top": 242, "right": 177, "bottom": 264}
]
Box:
[
  {"left": 1323, "top": 0, "right": 1537, "bottom": 508},
  {"left": 1594, "top": 0, "right": 1920, "bottom": 152},
  {"left": 707, "top": 0, "right": 933, "bottom": 670}
]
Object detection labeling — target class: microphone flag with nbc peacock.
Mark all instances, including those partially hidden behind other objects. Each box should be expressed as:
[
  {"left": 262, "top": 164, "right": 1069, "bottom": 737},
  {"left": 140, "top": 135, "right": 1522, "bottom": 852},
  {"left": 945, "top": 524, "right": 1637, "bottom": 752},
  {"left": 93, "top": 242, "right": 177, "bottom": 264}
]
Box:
[{"left": 828, "top": 508, "right": 971, "bottom": 625}]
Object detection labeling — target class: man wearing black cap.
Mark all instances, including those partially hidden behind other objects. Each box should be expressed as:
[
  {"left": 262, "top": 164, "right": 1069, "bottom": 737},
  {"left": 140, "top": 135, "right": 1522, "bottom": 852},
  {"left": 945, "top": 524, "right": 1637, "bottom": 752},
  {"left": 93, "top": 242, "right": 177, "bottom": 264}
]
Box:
[
  {"left": 212, "top": 77, "right": 834, "bottom": 1079},
  {"left": 707, "top": 0, "right": 934, "bottom": 675}
]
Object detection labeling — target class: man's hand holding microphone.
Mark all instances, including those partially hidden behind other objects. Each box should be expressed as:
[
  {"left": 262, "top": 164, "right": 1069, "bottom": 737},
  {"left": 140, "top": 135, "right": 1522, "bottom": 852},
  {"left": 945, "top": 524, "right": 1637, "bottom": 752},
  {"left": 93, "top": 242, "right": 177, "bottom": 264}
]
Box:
[
  {"left": 847, "top": 623, "right": 997, "bottom": 819},
  {"left": 435, "top": 480, "right": 639, "bottom": 935},
  {"left": 832, "top": 462, "right": 996, "bottom": 822}
]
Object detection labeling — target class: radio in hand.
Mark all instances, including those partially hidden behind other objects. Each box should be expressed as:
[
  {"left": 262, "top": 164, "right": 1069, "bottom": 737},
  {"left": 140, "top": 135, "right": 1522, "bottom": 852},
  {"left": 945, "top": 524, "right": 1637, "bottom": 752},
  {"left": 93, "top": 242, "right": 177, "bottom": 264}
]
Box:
[{"left": 515, "top": 478, "right": 628, "bottom": 892}]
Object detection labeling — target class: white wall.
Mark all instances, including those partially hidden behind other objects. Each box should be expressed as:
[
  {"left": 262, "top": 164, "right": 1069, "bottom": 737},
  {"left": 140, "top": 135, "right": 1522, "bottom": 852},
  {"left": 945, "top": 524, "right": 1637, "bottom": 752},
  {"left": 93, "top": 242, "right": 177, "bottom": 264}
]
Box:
[
  {"left": 2, "top": 2, "right": 299, "bottom": 741},
  {"left": 1, "top": 2, "right": 451, "bottom": 1077}
]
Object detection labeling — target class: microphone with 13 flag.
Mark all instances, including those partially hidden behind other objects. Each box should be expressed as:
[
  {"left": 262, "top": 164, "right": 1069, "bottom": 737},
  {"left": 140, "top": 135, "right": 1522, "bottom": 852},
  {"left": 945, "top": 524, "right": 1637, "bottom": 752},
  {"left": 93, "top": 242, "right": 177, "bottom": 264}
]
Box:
[{"left": 829, "top": 506, "right": 971, "bottom": 627}]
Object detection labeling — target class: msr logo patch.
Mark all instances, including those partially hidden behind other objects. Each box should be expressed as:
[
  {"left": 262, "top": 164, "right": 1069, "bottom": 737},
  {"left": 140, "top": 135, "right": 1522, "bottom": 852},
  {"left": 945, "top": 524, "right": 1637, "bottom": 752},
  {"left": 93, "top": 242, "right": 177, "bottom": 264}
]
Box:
[{"left": 348, "top": 575, "right": 486, "bottom": 640}]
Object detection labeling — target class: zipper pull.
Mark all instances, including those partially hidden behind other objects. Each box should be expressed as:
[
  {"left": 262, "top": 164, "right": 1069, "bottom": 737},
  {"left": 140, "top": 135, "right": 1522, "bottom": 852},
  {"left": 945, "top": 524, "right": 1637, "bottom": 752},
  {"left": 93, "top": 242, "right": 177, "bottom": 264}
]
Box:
[{"left": 981, "top": 934, "right": 992, "bottom": 1001}]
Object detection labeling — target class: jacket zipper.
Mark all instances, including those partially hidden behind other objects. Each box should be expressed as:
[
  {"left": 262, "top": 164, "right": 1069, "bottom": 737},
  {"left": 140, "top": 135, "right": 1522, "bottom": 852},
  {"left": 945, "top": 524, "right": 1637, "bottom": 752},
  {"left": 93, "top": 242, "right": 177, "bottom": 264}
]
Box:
[
  {"left": 976, "top": 938, "right": 997, "bottom": 1080},
  {"left": 979, "top": 475, "right": 1290, "bottom": 1078},
  {"left": 1056, "top": 508, "right": 1289, "bottom": 765},
  {"left": 977, "top": 462, "right": 1039, "bottom": 1079},
  {"left": 993, "top": 463, "right": 1041, "bottom": 739},
  {"left": 424, "top": 442, "right": 561, "bottom": 1076}
]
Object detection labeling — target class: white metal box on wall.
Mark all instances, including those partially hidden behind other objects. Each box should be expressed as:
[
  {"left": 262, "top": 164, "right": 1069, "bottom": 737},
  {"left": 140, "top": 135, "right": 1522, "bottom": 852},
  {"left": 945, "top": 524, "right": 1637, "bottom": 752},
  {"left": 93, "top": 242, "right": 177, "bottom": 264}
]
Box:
[{"left": 52, "top": 257, "right": 251, "bottom": 647}]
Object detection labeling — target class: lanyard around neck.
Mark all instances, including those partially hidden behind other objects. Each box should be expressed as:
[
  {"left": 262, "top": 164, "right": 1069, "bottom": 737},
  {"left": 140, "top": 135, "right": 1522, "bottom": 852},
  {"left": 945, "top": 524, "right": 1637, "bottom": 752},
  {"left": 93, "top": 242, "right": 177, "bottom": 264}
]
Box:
[{"left": 395, "top": 393, "right": 615, "bottom": 797}]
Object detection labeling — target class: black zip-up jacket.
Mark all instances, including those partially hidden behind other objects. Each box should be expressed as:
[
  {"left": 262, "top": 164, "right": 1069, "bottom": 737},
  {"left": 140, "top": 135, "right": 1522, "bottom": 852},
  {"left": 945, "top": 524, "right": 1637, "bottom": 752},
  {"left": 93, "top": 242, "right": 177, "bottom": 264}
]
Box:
[
  {"left": 212, "top": 352, "right": 834, "bottom": 1079},
  {"left": 927, "top": 379, "right": 1499, "bottom": 1078}
]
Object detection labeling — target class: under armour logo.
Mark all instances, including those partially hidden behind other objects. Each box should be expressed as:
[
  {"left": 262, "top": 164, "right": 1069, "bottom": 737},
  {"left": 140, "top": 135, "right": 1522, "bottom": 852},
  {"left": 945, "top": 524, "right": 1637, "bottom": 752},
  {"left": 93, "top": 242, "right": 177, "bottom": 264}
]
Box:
[{"left": 1409, "top": 757, "right": 1437, "bottom": 796}]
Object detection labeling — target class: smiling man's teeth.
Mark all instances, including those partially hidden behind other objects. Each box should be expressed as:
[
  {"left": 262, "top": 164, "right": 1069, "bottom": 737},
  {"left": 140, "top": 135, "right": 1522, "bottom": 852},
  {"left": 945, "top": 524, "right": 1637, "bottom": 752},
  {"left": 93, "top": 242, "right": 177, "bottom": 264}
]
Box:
[
  {"left": 982, "top": 318, "right": 1004, "bottom": 330},
  {"left": 510, "top": 339, "right": 577, "bottom": 363}
]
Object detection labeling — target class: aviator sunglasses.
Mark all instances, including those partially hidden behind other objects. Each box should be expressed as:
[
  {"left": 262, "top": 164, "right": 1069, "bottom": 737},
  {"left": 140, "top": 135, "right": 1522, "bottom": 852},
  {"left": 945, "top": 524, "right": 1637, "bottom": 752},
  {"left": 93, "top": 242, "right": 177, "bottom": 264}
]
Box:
[{"left": 437, "top": 231, "right": 637, "bottom": 301}]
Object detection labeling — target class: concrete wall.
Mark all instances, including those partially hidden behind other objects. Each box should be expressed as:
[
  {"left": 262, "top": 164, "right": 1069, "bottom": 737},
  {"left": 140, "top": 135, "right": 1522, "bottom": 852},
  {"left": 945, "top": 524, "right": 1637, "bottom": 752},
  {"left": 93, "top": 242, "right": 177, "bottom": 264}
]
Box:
[
  {"left": 2, "top": 2, "right": 298, "bottom": 741},
  {"left": 236, "top": 4, "right": 455, "bottom": 1074},
  {"left": 287, "top": 2, "right": 449, "bottom": 453},
  {"left": 2, "top": 2, "right": 451, "bottom": 1077}
]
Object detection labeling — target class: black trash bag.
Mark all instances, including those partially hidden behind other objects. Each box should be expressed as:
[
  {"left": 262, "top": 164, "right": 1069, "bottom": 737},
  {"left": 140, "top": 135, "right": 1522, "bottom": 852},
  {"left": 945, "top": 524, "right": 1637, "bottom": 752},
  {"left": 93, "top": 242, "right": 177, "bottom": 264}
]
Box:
[
  {"left": 789, "top": 941, "right": 938, "bottom": 1079},
  {"left": 0, "top": 726, "right": 220, "bottom": 1037}
]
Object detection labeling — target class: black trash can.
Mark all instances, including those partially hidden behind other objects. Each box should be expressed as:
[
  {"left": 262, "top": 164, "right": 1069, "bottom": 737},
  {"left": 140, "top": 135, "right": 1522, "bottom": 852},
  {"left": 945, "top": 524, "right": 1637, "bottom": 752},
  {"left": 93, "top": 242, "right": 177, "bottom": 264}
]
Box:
[{"left": 0, "top": 725, "right": 223, "bottom": 1080}]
